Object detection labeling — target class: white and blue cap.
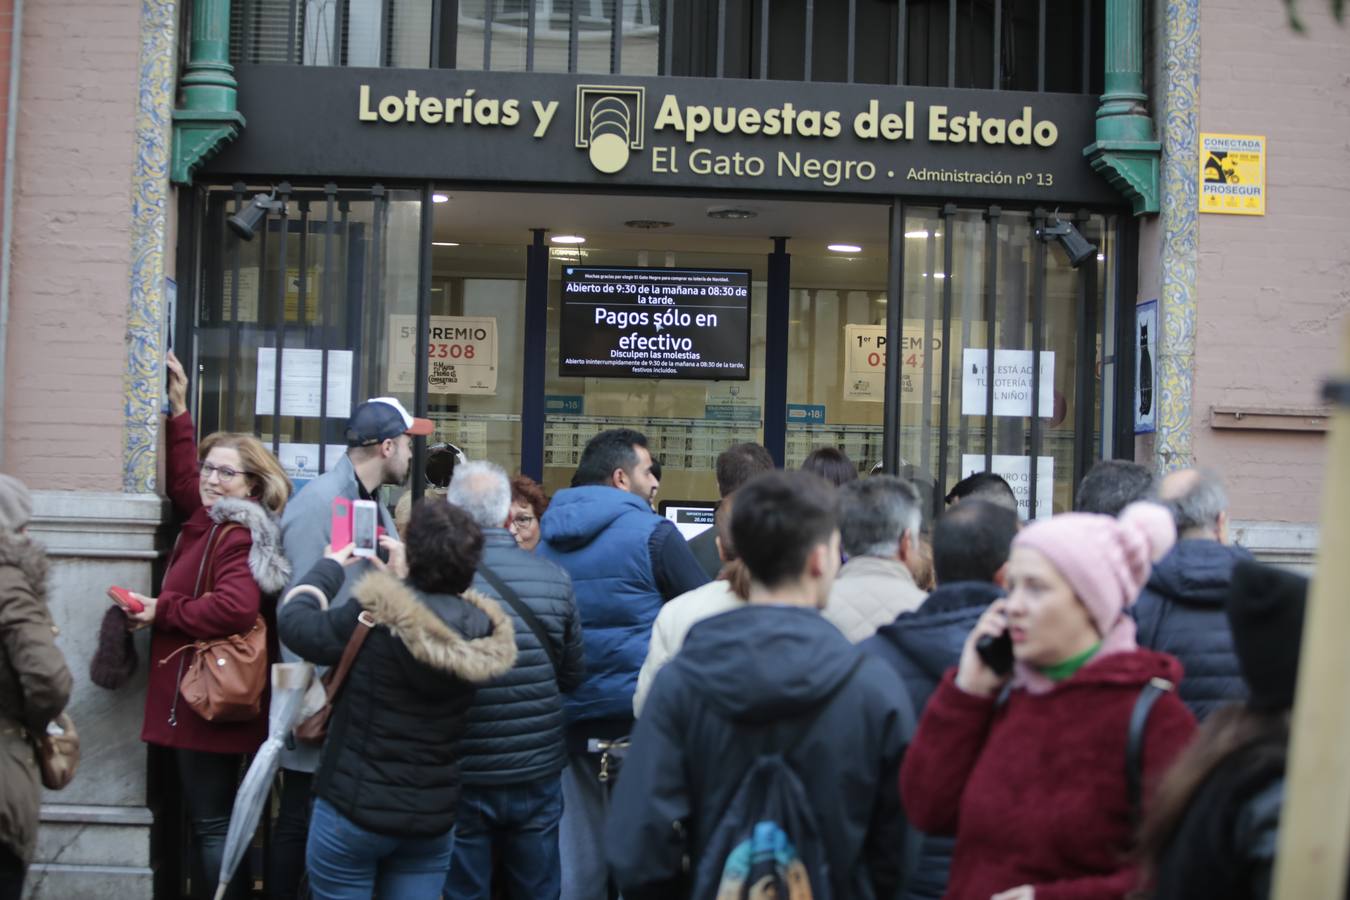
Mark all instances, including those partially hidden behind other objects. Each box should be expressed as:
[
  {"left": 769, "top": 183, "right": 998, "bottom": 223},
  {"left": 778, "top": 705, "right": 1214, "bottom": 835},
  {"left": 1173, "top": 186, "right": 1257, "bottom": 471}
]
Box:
[{"left": 345, "top": 397, "right": 434, "bottom": 447}]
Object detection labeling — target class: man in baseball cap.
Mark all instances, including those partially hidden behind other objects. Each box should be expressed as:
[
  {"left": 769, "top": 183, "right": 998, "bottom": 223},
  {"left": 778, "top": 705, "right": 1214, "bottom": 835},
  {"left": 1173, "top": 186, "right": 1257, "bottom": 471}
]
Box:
[
  {"left": 270, "top": 395, "right": 432, "bottom": 896},
  {"left": 345, "top": 396, "right": 434, "bottom": 446}
]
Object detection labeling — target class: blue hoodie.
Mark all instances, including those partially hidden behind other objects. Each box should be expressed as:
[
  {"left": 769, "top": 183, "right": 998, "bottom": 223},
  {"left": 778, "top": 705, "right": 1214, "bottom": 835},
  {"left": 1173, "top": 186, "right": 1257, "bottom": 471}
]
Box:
[
  {"left": 606, "top": 605, "right": 914, "bottom": 900},
  {"left": 537, "top": 485, "right": 670, "bottom": 724}
]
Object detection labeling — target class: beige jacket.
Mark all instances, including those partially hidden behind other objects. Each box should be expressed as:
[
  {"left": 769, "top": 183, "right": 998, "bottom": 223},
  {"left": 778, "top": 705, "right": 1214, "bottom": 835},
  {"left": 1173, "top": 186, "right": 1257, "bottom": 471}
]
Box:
[
  {"left": 823, "top": 556, "right": 927, "bottom": 643},
  {"left": 633, "top": 580, "right": 744, "bottom": 718}
]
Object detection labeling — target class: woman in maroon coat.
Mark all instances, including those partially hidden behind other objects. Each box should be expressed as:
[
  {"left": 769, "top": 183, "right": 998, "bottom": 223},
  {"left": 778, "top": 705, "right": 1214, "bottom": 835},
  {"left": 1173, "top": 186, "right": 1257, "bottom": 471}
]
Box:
[
  {"left": 126, "top": 352, "right": 291, "bottom": 900},
  {"left": 900, "top": 503, "right": 1197, "bottom": 900}
]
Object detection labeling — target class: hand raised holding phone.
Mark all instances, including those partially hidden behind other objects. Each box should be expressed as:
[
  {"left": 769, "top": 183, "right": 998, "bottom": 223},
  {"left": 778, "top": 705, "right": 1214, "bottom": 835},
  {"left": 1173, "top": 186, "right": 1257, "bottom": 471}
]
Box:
[{"left": 956, "top": 599, "right": 1014, "bottom": 698}]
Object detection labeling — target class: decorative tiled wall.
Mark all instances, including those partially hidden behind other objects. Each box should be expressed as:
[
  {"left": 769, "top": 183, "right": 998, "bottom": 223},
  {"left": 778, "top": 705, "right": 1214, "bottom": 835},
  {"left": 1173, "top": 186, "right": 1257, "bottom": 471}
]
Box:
[
  {"left": 1156, "top": 0, "right": 1199, "bottom": 472},
  {"left": 123, "top": 0, "right": 177, "bottom": 492}
]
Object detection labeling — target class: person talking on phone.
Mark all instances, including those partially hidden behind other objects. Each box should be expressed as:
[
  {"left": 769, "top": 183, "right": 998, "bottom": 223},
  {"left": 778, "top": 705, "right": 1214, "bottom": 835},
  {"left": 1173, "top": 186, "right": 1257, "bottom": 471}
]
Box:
[
  {"left": 900, "top": 503, "right": 1197, "bottom": 900},
  {"left": 127, "top": 352, "right": 292, "bottom": 900},
  {"left": 272, "top": 396, "right": 433, "bottom": 900}
]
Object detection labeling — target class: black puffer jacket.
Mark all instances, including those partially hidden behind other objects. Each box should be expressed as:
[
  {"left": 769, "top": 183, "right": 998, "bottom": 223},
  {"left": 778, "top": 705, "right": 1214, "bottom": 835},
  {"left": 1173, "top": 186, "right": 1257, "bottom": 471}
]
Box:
[
  {"left": 278, "top": 560, "right": 517, "bottom": 837},
  {"left": 862, "top": 580, "right": 1003, "bottom": 900},
  {"left": 458, "top": 529, "right": 586, "bottom": 786},
  {"left": 1134, "top": 540, "right": 1251, "bottom": 720}
]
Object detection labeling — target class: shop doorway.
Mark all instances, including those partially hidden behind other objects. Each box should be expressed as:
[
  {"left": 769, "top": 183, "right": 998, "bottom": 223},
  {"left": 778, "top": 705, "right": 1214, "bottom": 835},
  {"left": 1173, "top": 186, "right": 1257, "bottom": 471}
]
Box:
[{"left": 188, "top": 184, "right": 1120, "bottom": 520}]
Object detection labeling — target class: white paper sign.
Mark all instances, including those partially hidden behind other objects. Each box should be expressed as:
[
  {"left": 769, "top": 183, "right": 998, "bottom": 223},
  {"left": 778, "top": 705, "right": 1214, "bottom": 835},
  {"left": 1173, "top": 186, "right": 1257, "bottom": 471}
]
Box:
[
  {"left": 960, "top": 454, "right": 1054, "bottom": 520},
  {"left": 389, "top": 315, "right": 498, "bottom": 395},
  {"left": 277, "top": 443, "right": 349, "bottom": 482},
  {"left": 255, "top": 349, "right": 353, "bottom": 418},
  {"left": 961, "top": 349, "right": 1054, "bottom": 418}
]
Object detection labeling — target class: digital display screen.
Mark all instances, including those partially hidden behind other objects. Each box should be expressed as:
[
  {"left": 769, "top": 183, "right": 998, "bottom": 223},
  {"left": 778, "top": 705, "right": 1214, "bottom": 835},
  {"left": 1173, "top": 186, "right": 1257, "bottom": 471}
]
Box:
[
  {"left": 559, "top": 266, "right": 752, "bottom": 380},
  {"left": 660, "top": 501, "right": 718, "bottom": 540}
]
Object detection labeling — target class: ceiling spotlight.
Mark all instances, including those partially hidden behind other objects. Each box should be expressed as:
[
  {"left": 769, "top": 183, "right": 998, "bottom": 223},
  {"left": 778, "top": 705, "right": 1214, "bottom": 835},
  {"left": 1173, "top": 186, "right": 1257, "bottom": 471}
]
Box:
[
  {"left": 904, "top": 230, "right": 930, "bottom": 239},
  {"left": 706, "top": 206, "right": 758, "bottom": 220},
  {"left": 828, "top": 243, "right": 863, "bottom": 253},
  {"left": 432, "top": 194, "right": 449, "bottom": 203},
  {"left": 1035, "top": 217, "right": 1098, "bottom": 268},
  {"left": 624, "top": 219, "right": 674, "bottom": 230},
  {"left": 551, "top": 234, "right": 586, "bottom": 244},
  {"left": 433, "top": 242, "right": 460, "bottom": 247},
  {"left": 226, "top": 191, "right": 283, "bottom": 241}
]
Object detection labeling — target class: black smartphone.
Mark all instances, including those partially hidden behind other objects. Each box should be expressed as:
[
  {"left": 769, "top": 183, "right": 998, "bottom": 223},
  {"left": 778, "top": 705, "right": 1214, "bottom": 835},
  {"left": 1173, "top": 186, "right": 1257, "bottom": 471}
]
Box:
[{"left": 976, "top": 631, "right": 1014, "bottom": 676}]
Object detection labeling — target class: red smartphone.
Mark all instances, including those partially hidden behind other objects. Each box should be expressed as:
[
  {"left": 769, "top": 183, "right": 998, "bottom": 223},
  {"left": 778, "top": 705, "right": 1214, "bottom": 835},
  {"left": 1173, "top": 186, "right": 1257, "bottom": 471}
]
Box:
[
  {"left": 331, "top": 497, "right": 353, "bottom": 549},
  {"left": 107, "top": 586, "right": 144, "bottom": 615}
]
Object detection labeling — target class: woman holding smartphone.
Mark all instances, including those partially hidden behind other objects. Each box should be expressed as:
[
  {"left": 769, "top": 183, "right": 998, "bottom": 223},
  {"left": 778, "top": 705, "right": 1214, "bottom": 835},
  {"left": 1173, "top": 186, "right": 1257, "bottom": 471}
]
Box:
[
  {"left": 124, "top": 352, "right": 291, "bottom": 900},
  {"left": 279, "top": 499, "right": 516, "bottom": 899},
  {"left": 900, "top": 503, "right": 1197, "bottom": 900}
]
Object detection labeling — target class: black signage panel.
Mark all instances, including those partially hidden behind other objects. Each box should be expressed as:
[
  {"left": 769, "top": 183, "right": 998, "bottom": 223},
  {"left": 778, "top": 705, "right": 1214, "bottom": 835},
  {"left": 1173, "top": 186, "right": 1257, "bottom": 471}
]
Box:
[
  {"left": 558, "top": 266, "right": 751, "bottom": 380},
  {"left": 206, "top": 66, "right": 1123, "bottom": 205}
]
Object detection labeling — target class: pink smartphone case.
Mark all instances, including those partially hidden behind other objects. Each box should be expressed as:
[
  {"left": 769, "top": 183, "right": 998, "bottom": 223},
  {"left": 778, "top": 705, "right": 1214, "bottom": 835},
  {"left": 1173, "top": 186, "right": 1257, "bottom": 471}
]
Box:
[{"left": 331, "top": 497, "right": 353, "bottom": 548}]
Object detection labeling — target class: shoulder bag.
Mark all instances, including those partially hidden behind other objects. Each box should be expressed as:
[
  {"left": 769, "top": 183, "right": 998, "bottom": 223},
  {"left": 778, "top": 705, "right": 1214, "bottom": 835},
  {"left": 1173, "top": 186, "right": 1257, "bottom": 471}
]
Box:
[
  {"left": 1126, "top": 676, "right": 1175, "bottom": 827},
  {"left": 294, "top": 609, "right": 376, "bottom": 745},
  {"left": 477, "top": 563, "right": 561, "bottom": 678},
  {"left": 160, "top": 523, "right": 269, "bottom": 723}
]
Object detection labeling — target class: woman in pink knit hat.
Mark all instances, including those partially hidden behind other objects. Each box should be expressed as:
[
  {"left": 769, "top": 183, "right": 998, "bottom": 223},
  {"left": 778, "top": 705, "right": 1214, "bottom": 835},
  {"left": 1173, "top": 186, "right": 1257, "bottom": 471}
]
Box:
[{"left": 900, "top": 503, "right": 1198, "bottom": 900}]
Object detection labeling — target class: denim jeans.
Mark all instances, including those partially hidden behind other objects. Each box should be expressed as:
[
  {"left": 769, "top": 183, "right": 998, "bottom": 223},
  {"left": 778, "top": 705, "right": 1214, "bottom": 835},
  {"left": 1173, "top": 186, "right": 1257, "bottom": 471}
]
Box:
[
  {"left": 306, "top": 797, "right": 453, "bottom": 900},
  {"left": 443, "top": 776, "right": 563, "bottom": 900},
  {"left": 268, "top": 769, "right": 314, "bottom": 900},
  {"left": 559, "top": 751, "right": 613, "bottom": 900}
]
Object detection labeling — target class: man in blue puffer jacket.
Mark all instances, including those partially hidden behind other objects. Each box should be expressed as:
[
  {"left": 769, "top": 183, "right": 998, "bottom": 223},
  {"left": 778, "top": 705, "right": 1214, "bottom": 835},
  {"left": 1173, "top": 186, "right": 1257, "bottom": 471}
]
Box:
[
  {"left": 1134, "top": 468, "right": 1251, "bottom": 720},
  {"left": 443, "top": 460, "right": 586, "bottom": 900},
  {"left": 863, "top": 498, "right": 1018, "bottom": 900},
  {"left": 536, "top": 428, "right": 708, "bottom": 900}
]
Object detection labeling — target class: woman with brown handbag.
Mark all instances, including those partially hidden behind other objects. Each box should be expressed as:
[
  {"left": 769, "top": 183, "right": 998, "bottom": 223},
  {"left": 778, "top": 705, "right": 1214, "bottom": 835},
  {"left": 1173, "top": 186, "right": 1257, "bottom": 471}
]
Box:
[
  {"left": 125, "top": 352, "right": 291, "bottom": 900},
  {"left": 0, "top": 473, "right": 73, "bottom": 900}
]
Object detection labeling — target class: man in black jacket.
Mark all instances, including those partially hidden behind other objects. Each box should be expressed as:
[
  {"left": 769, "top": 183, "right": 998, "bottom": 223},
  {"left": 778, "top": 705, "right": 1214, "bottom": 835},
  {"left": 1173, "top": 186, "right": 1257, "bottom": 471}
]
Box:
[
  {"left": 1135, "top": 467, "right": 1250, "bottom": 719},
  {"left": 443, "top": 460, "right": 586, "bottom": 900},
  {"left": 862, "top": 498, "right": 1018, "bottom": 900},
  {"left": 606, "top": 471, "right": 912, "bottom": 900}
]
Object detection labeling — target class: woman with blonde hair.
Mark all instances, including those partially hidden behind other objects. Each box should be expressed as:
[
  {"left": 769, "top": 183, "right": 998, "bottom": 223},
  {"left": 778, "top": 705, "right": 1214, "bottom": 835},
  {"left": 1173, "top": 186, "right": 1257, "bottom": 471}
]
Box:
[{"left": 124, "top": 351, "right": 292, "bottom": 900}]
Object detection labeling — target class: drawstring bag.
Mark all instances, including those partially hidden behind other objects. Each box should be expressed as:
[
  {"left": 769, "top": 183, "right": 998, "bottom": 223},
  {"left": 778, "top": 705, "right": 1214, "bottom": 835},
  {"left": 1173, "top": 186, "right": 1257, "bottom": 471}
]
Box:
[{"left": 159, "top": 523, "right": 268, "bottom": 724}]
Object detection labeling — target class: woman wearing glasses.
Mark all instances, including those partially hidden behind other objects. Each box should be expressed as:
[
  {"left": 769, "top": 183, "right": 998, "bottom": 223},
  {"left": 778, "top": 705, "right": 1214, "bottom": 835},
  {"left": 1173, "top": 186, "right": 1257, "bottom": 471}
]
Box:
[
  {"left": 124, "top": 351, "right": 292, "bottom": 900},
  {"left": 508, "top": 475, "right": 547, "bottom": 552}
]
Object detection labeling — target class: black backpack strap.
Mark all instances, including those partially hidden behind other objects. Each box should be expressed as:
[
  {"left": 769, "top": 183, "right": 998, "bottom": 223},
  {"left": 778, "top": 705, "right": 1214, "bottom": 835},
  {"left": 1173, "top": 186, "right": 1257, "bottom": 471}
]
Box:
[
  {"left": 1126, "top": 677, "right": 1174, "bottom": 827},
  {"left": 477, "top": 563, "right": 562, "bottom": 678}
]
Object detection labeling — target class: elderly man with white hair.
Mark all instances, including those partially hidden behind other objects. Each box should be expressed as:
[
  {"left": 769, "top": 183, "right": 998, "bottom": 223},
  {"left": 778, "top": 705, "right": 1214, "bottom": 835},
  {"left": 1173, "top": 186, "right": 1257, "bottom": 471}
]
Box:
[
  {"left": 442, "top": 460, "right": 586, "bottom": 900},
  {"left": 823, "top": 475, "right": 928, "bottom": 643}
]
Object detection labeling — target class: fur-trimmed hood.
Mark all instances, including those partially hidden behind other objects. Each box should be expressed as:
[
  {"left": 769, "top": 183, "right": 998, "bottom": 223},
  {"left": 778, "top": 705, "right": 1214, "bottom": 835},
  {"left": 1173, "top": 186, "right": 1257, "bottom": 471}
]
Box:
[
  {"left": 352, "top": 571, "right": 517, "bottom": 683},
  {"left": 0, "top": 530, "right": 46, "bottom": 602},
  {"left": 209, "top": 497, "right": 291, "bottom": 595}
]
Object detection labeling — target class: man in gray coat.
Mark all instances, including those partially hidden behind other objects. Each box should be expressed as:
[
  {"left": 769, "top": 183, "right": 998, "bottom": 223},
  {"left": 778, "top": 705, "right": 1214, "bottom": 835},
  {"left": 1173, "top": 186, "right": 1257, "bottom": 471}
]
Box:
[
  {"left": 443, "top": 460, "right": 586, "bottom": 899},
  {"left": 270, "top": 396, "right": 432, "bottom": 900}
]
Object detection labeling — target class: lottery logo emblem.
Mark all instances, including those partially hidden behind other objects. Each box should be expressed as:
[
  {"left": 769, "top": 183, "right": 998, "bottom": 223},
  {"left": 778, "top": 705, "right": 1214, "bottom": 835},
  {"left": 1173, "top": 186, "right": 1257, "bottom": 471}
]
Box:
[{"left": 575, "top": 86, "right": 645, "bottom": 174}]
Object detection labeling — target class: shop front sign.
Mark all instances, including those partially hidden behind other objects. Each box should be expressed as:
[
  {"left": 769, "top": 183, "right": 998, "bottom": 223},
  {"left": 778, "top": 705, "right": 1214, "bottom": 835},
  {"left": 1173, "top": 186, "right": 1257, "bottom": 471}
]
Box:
[
  {"left": 209, "top": 68, "right": 1121, "bottom": 205},
  {"left": 389, "top": 314, "right": 499, "bottom": 395}
]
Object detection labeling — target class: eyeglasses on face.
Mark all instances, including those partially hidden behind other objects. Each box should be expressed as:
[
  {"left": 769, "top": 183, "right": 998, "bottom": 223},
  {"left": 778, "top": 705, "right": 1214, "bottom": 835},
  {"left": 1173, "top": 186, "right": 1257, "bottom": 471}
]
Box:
[
  {"left": 199, "top": 461, "right": 250, "bottom": 484},
  {"left": 509, "top": 514, "right": 537, "bottom": 529}
]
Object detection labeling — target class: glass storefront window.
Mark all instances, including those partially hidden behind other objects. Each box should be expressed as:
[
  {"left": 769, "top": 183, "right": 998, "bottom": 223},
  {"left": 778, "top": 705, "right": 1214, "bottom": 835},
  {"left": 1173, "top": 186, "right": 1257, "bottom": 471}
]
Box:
[
  {"left": 785, "top": 247, "right": 888, "bottom": 473},
  {"left": 196, "top": 185, "right": 423, "bottom": 489},
  {"left": 424, "top": 241, "right": 528, "bottom": 477}
]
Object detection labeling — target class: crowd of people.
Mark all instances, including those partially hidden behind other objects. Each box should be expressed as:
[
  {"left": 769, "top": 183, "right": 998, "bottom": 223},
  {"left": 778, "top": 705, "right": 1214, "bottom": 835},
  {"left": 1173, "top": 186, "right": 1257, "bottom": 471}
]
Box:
[{"left": 0, "top": 351, "right": 1317, "bottom": 900}]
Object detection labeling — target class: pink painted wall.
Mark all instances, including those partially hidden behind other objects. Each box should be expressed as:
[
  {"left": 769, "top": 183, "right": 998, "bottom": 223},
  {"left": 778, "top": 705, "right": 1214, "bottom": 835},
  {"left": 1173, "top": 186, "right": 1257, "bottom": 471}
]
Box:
[
  {"left": 1192, "top": 0, "right": 1350, "bottom": 523},
  {"left": 2, "top": 0, "right": 140, "bottom": 488}
]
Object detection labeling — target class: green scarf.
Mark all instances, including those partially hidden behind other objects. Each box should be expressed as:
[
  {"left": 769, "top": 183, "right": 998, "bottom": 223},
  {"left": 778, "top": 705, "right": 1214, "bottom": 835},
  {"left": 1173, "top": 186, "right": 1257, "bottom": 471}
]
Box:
[{"left": 1038, "top": 641, "right": 1102, "bottom": 682}]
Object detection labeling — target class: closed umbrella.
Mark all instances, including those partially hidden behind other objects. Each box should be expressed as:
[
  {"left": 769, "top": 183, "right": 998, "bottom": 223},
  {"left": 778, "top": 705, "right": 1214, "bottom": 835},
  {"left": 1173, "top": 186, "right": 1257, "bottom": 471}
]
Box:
[{"left": 214, "top": 662, "right": 316, "bottom": 900}]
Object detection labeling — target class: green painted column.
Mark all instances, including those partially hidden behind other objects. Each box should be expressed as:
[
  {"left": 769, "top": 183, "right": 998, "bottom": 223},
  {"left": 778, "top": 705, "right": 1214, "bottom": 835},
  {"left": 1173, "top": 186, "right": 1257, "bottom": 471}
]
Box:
[
  {"left": 1084, "top": 0, "right": 1161, "bottom": 214},
  {"left": 171, "top": 0, "right": 246, "bottom": 184}
]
